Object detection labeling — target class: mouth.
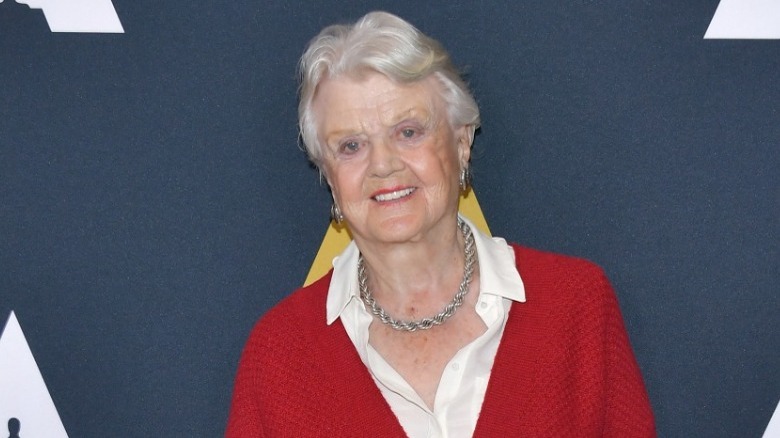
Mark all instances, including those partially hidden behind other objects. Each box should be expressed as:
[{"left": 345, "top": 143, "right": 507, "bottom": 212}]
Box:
[{"left": 372, "top": 187, "right": 416, "bottom": 202}]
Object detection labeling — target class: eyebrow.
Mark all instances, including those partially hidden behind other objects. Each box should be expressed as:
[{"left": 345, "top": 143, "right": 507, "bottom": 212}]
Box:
[
  {"left": 322, "top": 129, "right": 359, "bottom": 148},
  {"left": 322, "top": 103, "right": 438, "bottom": 146},
  {"left": 384, "top": 106, "right": 434, "bottom": 128}
]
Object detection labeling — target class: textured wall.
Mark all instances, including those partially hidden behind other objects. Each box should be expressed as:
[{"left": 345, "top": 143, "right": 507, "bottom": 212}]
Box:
[{"left": 1, "top": 1, "right": 777, "bottom": 436}]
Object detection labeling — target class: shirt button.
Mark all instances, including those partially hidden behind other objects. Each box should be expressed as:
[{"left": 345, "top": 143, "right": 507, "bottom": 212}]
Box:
[
  {"left": 480, "top": 301, "right": 488, "bottom": 309},
  {"left": 452, "top": 362, "right": 460, "bottom": 371}
]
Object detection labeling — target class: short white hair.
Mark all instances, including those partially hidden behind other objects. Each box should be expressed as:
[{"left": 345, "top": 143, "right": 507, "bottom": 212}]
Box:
[{"left": 298, "top": 11, "right": 481, "bottom": 165}]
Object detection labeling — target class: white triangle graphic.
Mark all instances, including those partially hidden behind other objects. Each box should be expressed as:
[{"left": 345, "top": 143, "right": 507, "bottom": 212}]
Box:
[
  {"left": 764, "top": 399, "right": 780, "bottom": 438},
  {"left": 13, "top": 0, "right": 125, "bottom": 33},
  {"left": 0, "top": 311, "right": 69, "bottom": 437},
  {"left": 705, "top": 0, "right": 780, "bottom": 39}
]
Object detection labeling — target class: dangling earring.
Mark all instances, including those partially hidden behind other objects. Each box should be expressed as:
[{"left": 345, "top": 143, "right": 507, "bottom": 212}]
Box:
[
  {"left": 459, "top": 167, "right": 472, "bottom": 192},
  {"left": 330, "top": 202, "right": 344, "bottom": 224}
]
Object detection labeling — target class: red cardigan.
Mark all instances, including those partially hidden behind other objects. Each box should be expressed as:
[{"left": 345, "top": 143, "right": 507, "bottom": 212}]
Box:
[{"left": 226, "top": 245, "right": 656, "bottom": 437}]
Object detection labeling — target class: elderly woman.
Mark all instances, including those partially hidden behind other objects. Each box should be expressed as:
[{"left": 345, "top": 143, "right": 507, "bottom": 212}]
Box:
[{"left": 227, "top": 11, "right": 655, "bottom": 438}]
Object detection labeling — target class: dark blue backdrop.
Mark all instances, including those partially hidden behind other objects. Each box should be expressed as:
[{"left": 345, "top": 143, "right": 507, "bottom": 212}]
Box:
[{"left": 1, "top": 1, "right": 777, "bottom": 436}]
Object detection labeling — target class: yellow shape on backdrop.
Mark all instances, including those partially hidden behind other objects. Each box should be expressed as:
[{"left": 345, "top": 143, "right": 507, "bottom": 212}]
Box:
[{"left": 304, "top": 190, "right": 491, "bottom": 286}]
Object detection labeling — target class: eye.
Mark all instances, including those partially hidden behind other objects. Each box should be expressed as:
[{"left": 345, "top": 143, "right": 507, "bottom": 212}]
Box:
[
  {"left": 339, "top": 140, "right": 361, "bottom": 154},
  {"left": 398, "top": 124, "right": 425, "bottom": 142}
]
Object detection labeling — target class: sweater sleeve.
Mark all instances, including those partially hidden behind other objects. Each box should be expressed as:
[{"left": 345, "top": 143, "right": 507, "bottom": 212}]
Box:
[
  {"left": 466, "top": 245, "right": 658, "bottom": 437},
  {"left": 596, "top": 269, "right": 657, "bottom": 437},
  {"left": 225, "top": 320, "right": 268, "bottom": 438}
]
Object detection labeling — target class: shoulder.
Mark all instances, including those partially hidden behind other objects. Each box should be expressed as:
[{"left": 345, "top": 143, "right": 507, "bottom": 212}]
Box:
[
  {"left": 263, "top": 272, "right": 332, "bottom": 325},
  {"left": 510, "top": 244, "right": 609, "bottom": 287},
  {"left": 241, "top": 272, "right": 333, "bottom": 358},
  {"left": 507, "top": 243, "right": 618, "bottom": 313}
]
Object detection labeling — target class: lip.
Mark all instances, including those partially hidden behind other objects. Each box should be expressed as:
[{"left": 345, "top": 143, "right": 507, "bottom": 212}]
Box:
[{"left": 370, "top": 186, "right": 416, "bottom": 202}]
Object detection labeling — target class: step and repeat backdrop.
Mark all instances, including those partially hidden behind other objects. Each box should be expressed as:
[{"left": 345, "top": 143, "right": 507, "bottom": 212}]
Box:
[{"left": 1, "top": 1, "right": 778, "bottom": 436}]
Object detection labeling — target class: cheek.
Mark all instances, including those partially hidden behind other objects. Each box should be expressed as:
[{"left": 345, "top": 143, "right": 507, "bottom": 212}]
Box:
[
  {"left": 330, "top": 167, "right": 365, "bottom": 202},
  {"left": 416, "top": 157, "right": 459, "bottom": 199},
  {"left": 429, "top": 147, "right": 460, "bottom": 186}
]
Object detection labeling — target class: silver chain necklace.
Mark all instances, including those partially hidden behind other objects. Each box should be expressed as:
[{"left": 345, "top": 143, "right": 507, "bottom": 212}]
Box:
[{"left": 358, "top": 217, "right": 477, "bottom": 332}]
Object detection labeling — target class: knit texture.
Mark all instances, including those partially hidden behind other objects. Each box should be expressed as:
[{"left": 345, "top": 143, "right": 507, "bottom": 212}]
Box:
[{"left": 226, "top": 245, "right": 656, "bottom": 437}]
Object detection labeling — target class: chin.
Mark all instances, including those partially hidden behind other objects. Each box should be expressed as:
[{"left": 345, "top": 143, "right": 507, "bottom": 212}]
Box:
[{"left": 374, "top": 214, "right": 442, "bottom": 244}]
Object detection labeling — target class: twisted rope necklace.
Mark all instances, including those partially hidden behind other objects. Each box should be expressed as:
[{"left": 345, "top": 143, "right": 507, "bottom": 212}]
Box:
[{"left": 358, "top": 217, "right": 477, "bottom": 332}]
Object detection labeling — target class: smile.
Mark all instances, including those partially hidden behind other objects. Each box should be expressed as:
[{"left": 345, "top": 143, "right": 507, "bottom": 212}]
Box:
[{"left": 372, "top": 187, "right": 416, "bottom": 202}]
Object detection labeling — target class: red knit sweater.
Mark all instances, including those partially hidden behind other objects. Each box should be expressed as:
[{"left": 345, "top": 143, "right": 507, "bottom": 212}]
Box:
[{"left": 226, "top": 245, "right": 656, "bottom": 437}]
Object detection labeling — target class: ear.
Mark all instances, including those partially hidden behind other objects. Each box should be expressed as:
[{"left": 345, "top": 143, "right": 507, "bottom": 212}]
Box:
[
  {"left": 318, "top": 168, "right": 329, "bottom": 188},
  {"left": 455, "top": 124, "right": 475, "bottom": 167},
  {"left": 318, "top": 164, "right": 334, "bottom": 190}
]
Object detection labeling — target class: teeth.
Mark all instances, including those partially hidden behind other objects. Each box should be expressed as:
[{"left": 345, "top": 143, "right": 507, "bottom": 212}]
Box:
[{"left": 374, "top": 188, "right": 415, "bottom": 202}]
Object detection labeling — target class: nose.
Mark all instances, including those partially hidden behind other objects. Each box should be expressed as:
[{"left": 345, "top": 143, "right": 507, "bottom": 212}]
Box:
[{"left": 368, "top": 137, "right": 402, "bottom": 178}]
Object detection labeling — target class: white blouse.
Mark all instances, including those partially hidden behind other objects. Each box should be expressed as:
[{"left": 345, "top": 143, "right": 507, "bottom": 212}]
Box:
[{"left": 326, "top": 216, "right": 526, "bottom": 438}]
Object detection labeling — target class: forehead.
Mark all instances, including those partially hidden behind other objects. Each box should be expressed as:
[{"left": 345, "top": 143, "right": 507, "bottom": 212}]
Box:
[{"left": 312, "top": 72, "right": 445, "bottom": 133}]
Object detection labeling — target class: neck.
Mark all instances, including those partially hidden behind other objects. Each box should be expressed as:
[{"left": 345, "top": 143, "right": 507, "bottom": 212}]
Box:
[{"left": 355, "top": 216, "right": 468, "bottom": 319}]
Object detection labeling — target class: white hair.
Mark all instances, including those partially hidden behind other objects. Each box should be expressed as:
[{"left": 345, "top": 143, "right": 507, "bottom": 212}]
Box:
[{"left": 298, "top": 11, "right": 481, "bottom": 165}]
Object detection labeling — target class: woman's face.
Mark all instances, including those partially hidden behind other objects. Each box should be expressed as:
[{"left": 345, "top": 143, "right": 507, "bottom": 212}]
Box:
[{"left": 313, "top": 72, "right": 471, "bottom": 248}]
